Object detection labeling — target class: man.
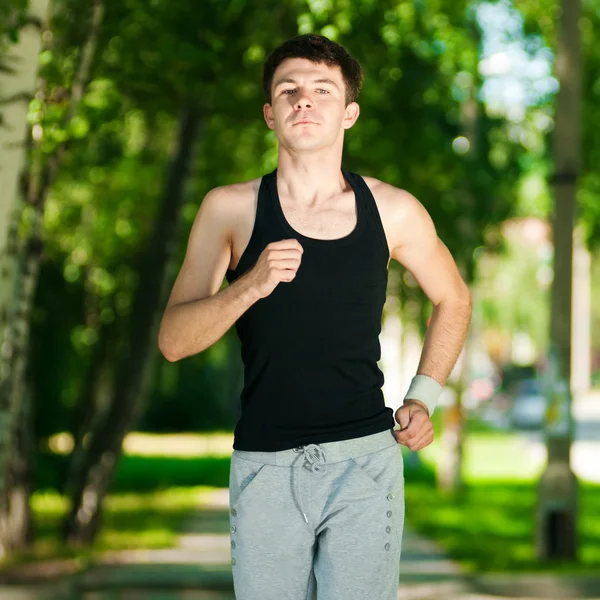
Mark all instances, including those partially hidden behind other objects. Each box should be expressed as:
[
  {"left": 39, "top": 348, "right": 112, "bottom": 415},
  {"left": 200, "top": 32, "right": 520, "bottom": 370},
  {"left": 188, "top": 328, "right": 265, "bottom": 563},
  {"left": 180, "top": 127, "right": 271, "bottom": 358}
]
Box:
[{"left": 158, "top": 33, "right": 471, "bottom": 600}]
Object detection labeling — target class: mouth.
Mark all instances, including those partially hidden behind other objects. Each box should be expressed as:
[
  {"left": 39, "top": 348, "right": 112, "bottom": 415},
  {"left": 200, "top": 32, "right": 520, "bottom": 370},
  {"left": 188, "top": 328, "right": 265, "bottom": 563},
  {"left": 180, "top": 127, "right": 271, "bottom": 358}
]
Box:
[{"left": 293, "top": 121, "right": 317, "bottom": 126}]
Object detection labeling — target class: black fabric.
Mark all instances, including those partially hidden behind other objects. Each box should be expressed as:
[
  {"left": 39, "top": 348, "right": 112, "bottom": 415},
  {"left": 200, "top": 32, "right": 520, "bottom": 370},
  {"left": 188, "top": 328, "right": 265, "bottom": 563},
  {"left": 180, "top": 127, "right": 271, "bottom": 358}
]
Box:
[{"left": 225, "top": 168, "right": 394, "bottom": 451}]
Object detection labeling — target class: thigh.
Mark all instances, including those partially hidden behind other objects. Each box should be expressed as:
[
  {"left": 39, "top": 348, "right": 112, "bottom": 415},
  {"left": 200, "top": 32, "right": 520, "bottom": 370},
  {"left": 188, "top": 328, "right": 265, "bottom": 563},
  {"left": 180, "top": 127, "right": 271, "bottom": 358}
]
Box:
[
  {"left": 313, "top": 443, "right": 405, "bottom": 600},
  {"left": 229, "top": 453, "right": 316, "bottom": 600}
]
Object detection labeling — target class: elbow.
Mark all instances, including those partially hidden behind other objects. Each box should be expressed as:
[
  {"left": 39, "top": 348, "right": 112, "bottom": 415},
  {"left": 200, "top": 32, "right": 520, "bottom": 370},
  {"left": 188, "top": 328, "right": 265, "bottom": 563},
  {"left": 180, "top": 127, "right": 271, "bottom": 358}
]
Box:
[
  {"left": 457, "top": 284, "right": 473, "bottom": 316},
  {"left": 462, "top": 284, "right": 473, "bottom": 310},
  {"left": 453, "top": 277, "right": 472, "bottom": 308},
  {"left": 461, "top": 286, "right": 473, "bottom": 325},
  {"left": 161, "top": 348, "right": 180, "bottom": 363},
  {"left": 158, "top": 327, "right": 181, "bottom": 363},
  {"left": 158, "top": 341, "right": 179, "bottom": 363},
  {"left": 436, "top": 283, "right": 472, "bottom": 313}
]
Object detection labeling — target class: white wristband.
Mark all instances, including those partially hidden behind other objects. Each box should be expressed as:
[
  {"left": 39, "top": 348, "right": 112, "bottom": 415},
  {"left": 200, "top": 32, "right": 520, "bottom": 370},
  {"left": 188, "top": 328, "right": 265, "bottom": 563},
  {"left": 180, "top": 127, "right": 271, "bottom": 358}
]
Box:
[{"left": 403, "top": 374, "right": 443, "bottom": 417}]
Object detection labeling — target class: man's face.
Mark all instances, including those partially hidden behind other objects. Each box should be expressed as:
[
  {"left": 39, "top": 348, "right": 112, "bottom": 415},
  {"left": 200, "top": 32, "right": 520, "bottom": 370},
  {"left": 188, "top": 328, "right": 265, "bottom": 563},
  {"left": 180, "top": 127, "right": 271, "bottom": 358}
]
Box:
[{"left": 264, "top": 57, "right": 359, "bottom": 153}]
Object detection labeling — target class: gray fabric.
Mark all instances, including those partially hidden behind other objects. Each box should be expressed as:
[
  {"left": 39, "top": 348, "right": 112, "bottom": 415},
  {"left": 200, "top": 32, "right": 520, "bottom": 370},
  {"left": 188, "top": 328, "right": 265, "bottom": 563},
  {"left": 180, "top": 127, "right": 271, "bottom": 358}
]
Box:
[{"left": 228, "top": 428, "right": 405, "bottom": 600}]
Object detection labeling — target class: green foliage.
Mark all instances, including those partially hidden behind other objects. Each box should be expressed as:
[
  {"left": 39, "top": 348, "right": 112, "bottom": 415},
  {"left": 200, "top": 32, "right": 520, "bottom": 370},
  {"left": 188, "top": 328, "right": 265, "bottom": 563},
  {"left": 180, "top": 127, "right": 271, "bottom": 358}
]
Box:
[{"left": 515, "top": 0, "right": 600, "bottom": 249}]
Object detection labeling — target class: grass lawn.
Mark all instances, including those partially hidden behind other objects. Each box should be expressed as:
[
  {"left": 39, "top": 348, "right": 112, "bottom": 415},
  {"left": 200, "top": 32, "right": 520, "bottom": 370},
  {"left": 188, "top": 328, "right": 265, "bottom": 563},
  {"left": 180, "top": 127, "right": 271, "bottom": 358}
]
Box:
[
  {"left": 403, "top": 412, "right": 600, "bottom": 574},
  {"left": 404, "top": 480, "right": 600, "bottom": 574},
  {"left": 1, "top": 486, "right": 214, "bottom": 570},
  {"left": 4, "top": 426, "right": 598, "bottom": 575}
]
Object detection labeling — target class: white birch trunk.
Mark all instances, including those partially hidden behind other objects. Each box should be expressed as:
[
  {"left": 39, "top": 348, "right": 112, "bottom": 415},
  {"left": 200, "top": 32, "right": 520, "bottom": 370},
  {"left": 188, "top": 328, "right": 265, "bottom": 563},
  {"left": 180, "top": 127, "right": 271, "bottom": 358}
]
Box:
[{"left": 0, "top": 0, "right": 50, "bottom": 557}]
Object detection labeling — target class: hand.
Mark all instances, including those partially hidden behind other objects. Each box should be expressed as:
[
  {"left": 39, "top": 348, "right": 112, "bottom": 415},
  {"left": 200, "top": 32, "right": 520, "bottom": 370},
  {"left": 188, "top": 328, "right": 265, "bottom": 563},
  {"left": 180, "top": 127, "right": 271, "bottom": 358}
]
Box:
[
  {"left": 393, "top": 400, "right": 434, "bottom": 451},
  {"left": 248, "top": 239, "right": 304, "bottom": 299}
]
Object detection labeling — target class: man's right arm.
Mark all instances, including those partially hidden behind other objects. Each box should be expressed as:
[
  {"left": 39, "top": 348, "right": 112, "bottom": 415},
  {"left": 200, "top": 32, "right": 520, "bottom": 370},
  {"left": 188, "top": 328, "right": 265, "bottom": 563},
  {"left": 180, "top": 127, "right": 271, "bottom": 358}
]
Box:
[{"left": 157, "top": 185, "right": 260, "bottom": 362}]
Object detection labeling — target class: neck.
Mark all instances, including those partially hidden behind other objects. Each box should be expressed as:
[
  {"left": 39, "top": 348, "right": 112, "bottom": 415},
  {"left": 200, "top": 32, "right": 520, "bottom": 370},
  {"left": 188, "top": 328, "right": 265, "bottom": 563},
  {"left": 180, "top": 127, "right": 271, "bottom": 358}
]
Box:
[{"left": 275, "top": 152, "right": 347, "bottom": 207}]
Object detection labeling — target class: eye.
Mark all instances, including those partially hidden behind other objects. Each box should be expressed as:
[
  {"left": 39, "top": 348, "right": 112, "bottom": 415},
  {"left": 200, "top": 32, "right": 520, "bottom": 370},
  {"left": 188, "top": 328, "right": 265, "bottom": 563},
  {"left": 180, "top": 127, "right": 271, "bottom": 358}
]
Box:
[{"left": 281, "top": 88, "right": 330, "bottom": 95}]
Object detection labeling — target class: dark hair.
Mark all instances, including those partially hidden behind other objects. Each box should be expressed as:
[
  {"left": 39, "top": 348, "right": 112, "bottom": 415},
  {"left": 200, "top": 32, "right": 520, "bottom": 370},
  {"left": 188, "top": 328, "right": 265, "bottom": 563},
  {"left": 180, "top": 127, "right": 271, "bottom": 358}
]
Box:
[{"left": 262, "top": 34, "right": 364, "bottom": 106}]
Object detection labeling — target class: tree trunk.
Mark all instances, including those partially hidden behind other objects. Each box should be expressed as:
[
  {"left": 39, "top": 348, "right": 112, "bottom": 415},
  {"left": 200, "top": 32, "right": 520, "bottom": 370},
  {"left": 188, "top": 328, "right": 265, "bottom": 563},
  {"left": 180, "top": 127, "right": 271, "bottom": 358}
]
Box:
[
  {"left": 59, "top": 320, "right": 118, "bottom": 497},
  {"left": 61, "top": 105, "right": 201, "bottom": 545},
  {"left": 0, "top": 0, "right": 104, "bottom": 556},
  {"left": 536, "top": 0, "right": 580, "bottom": 562},
  {"left": 3, "top": 381, "right": 36, "bottom": 551},
  {"left": 0, "top": 0, "right": 50, "bottom": 559}
]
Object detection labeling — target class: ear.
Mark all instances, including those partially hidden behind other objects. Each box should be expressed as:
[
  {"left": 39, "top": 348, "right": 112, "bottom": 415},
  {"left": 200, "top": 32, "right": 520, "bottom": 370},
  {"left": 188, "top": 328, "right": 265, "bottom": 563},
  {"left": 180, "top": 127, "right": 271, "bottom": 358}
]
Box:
[
  {"left": 342, "top": 101, "right": 360, "bottom": 130},
  {"left": 264, "top": 103, "right": 275, "bottom": 130}
]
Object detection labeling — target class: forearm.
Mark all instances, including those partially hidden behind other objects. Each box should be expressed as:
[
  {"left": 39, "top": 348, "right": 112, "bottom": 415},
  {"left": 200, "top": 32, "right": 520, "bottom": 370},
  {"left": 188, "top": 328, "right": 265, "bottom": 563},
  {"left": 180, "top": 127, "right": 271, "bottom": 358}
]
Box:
[
  {"left": 401, "top": 295, "right": 471, "bottom": 417},
  {"left": 158, "top": 272, "right": 261, "bottom": 361},
  {"left": 415, "top": 293, "right": 472, "bottom": 386}
]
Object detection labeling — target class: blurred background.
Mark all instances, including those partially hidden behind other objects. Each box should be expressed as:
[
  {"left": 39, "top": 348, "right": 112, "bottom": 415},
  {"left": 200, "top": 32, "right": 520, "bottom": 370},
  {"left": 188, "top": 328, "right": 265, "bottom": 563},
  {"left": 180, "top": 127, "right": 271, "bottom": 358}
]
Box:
[{"left": 0, "top": 0, "right": 599, "bottom": 598}]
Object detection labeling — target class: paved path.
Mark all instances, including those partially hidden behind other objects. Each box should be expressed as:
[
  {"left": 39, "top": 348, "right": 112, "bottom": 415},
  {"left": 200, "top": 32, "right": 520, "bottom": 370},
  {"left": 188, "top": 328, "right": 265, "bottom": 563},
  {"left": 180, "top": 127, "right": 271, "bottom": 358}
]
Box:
[{"left": 1, "top": 487, "right": 599, "bottom": 599}]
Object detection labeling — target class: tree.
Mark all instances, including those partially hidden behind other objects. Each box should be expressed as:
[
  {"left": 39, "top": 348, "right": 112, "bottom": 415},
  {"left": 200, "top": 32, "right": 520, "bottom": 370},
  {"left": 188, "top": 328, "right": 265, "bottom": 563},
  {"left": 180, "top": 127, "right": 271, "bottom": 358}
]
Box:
[
  {"left": 535, "top": 0, "right": 580, "bottom": 562},
  {"left": 0, "top": 0, "right": 50, "bottom": 556}
]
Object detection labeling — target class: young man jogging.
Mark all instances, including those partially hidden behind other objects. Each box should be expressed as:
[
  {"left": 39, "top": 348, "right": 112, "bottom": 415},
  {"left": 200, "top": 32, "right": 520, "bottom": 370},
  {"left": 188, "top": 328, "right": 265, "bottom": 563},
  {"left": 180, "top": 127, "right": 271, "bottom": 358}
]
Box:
[{"left": 158, "top": 33, "right": 472, "bottom": 600}]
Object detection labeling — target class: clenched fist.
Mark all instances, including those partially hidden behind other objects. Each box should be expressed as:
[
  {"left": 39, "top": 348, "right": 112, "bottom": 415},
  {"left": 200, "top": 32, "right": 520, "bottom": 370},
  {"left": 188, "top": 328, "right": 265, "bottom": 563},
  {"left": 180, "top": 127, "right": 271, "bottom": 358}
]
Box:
[
  {"left": 393, "top": 400, "right": 434, "bottom": 451},
  {"left": 248, "top": 239, "right": 304, "bottom": 299}
]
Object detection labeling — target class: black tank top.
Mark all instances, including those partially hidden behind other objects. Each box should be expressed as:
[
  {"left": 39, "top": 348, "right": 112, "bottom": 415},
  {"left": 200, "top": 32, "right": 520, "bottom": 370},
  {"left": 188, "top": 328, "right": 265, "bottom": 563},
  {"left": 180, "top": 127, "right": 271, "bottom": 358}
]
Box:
[{"left": 225, "top": 168, "right": 394, "bottom": 451}]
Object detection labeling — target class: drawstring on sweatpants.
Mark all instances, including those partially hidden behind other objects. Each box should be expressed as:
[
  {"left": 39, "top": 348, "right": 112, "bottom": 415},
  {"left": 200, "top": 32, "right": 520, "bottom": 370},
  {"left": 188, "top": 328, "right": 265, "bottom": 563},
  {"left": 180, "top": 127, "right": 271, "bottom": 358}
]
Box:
[{"left": 292, "top": 444, "right": 326, "bottom": 525}]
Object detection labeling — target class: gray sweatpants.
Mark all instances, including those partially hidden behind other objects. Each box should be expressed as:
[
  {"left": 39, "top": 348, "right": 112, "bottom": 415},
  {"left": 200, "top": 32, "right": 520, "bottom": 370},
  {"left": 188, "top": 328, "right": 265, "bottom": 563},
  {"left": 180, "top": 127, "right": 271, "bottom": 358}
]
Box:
[{"left": 228, "top": 428, "right": 405, "bottom": 600}]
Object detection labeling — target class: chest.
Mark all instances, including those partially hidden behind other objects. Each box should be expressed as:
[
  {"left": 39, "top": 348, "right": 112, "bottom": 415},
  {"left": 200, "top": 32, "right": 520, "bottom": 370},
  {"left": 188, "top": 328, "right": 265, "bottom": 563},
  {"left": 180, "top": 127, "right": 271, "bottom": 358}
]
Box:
[{"left": 278, "top": 194, "right": 358, "bottom": 240}]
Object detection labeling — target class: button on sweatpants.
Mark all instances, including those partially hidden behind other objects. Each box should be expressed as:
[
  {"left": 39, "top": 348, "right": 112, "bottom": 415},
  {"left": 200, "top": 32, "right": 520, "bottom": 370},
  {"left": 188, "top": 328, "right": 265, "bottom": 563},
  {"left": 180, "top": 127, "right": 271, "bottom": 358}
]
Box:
[{"left": 228, "top": 428, "right": 405, "bottom": 600}]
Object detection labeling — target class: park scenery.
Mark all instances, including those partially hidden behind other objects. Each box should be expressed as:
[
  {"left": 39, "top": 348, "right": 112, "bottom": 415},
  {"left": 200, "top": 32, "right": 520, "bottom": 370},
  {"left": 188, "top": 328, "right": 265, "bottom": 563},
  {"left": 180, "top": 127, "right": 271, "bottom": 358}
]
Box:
[{"left": 0, "top": 0, "right": 599, "bottom": 598}]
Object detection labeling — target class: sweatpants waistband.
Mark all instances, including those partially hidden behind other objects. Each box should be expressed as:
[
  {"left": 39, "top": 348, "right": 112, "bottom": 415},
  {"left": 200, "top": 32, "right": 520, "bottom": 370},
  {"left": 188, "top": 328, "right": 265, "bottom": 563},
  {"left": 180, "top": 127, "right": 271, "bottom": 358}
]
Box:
[{"left": 232, "top": 428, "right": 398, "bottom": 466}]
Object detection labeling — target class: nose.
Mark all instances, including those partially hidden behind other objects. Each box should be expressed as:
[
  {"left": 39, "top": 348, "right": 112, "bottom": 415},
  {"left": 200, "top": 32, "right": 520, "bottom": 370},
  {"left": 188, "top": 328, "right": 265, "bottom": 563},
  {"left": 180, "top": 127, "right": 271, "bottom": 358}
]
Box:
[{"left": 294, "top": 91, "right": 313, "bottom": 110}]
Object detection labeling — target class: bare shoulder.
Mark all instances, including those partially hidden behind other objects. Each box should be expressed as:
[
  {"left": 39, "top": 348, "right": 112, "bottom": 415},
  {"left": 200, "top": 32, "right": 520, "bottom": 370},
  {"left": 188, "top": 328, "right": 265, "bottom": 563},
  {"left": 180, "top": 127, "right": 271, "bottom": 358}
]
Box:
[
  {"left": 201, "top": 177, "right": 261, "bottom": 222},
  {"left": 217, "top": 176, "right": 262, "bottom": 200},
  {"left": 164, "top": 176, "right": 261, "bottom": 309},
  {"left": 196, "top": 176, "right": 262, "bottom": 271},
  {"left": 362, "top": 176, "right": 468, "bottom": 307},
  {"left": 194, "top": 177, "right": 260, "bottom": 244},
  {"left": 361, "top": 175, "right": 434, "bottom": 251}
]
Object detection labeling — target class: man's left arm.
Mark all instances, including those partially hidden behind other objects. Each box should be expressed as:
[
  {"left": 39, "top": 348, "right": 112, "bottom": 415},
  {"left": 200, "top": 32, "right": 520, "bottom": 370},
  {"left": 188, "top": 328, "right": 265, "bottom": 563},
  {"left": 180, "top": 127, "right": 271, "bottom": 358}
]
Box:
[{"left": 388, "top": 188, "right": 472, "bottom": 450}]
